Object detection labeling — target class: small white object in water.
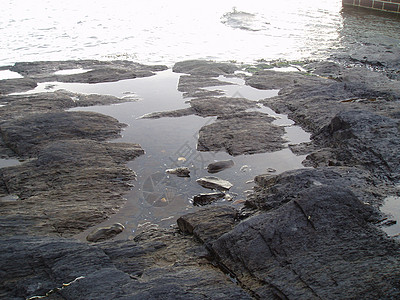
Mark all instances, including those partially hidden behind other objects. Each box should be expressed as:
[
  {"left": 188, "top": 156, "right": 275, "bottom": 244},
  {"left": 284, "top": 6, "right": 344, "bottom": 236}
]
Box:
[{"left": 240, "top": 165, "right": 251, "bottom": 172}]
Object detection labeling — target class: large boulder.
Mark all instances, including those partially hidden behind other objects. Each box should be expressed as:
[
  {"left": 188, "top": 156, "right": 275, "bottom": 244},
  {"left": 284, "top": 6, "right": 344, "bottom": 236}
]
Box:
[{"left": 210, "top": 185, "right": 400, "bottom": 299}]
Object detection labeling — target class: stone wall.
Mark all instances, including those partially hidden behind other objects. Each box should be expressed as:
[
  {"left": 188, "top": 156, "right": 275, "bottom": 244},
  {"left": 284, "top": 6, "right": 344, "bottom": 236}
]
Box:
[{"left": 343, "top": 0, "right": 400, "bottom": 13}]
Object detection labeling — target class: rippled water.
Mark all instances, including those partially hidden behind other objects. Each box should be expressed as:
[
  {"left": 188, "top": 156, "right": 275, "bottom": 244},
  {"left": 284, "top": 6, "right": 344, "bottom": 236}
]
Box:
[
  {"left": 3, "top": 1, "right": 400, "bottom": 239},
  {"left": 1, "top": 0, "right": 343, "bottom": 66}
]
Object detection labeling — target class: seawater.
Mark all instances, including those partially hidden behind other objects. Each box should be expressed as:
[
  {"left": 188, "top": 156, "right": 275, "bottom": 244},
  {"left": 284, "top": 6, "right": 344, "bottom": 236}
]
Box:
[
  {"left": 22, "top": 69, "right": 310, "bottom": 240},
  {"left": 2, "top": 0, "right": 342, "bottom": 66}
]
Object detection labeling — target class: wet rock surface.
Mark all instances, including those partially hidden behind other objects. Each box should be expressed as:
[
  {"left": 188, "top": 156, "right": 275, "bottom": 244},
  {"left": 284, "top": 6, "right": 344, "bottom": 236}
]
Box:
[
  {"left": 196, "top": 176, "right": 233, "bottom": 191},
  {"left": 177, "top": 206, "right": 238, "bottom": 244},
  {"left": 1, "top": 57, "right": 400, "bottom": 299},
  {"left": 193, "top": 191, "right": 226, "bottom": 206},
  {"left": 145, "top": 61, "right": 287, "bottom": 157},
  {"left": 0, "top": 139, "right": 143, "bottom": 236},
  {"left": 207, "top": 159, "right": 234, "bottom": 173},
  {"left": 0, "top": 60, "right": 149, "bottom": 237},
  {"left": 197, "top": 112, "right": 286, "bottom": 155},
  {"left": 8, "top": 59, "right": 167, "bottom": 84},
  {"left": 165, "top": 167, "right": 191, "bottom": 177},
  {"left": 0, "top": 78, "right": 37, "bottom": 95},
  {"left": 259, "top": 64, "right": 400, "bottom": 181},
  {"left": 142, "top": 96, "right": 258, "bottom": 119},
  {"left": 177, "top": 75, "right": 233, "bottom": 98},
  {"left": 210, "top": 182, "right": 400, "bottom": 299},
  {"left": 86, "top": 223, "right": 125, "bottom": 242},
  {"left": 172, "top": 59, "right": 238, "bottom": 76},
  {"left": 0, "top": 90, "right": 135, "bottom": 119},
  {"left": 0, "top": 111, "right": 126, "bottom": 157},
  {"left": 0, "top": 231, "right": 251, "bottom": 300}
]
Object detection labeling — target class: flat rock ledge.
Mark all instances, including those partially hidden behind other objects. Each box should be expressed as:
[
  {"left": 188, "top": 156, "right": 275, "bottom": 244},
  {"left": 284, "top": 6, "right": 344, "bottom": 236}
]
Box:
[
  {"left": 1, "top": 59, "right": 400, "bottom": 299},
  {"left": 197, "top": 112, "right": 285, "bottom": 156},
  {"left": 210, "top": 177, "right": 400, "bottom": 299},
  {"left": 0, "top": 231, "right": 252, "bottom": 300},
  {"left": 0, "top": 60, "right": 155, "bottom": 236}
]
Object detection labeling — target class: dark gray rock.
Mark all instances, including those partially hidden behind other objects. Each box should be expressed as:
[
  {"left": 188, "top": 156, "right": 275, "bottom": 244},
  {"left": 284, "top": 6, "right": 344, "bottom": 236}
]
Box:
[
  {"left": 210, "top": 184, "right": 400, "bottom": 299},
  {"left": 190, "top": 96, "right": 257, "bottom": 117},
  {"left": 0, "top": 90, "right": 135, "bottom": 119},
  {"left": 193, "top": 192, "right": 225, "bottom": 206},
  {"left": 0, "top": 78, "right": 37, "bottom": 95},
  {"left": 259, "top": 66, "right": 400, "bottom": 134},
  {"left": 10, "top": 60, "right": 167, "bottom": 83},
  {"left": 313, "top": 110, "right": 400, "bottom": 180},
  {"left": 253, "top": 63, "right": 400, "bottom": 181},
  {"left": 86, "top": 223, "right": 125, "bottom": 242},
  {"left": 198, "top": 112, "right": 286, "bottom": 156},
  {"left": 177, "top": 75, "right": 234, "bottom": 98},
  {"left": 141, "top": 96, "right": 257, "bottom": 119},
  {"left": 140, "top": 107, "right": 195, "bottom": 119},
  {"left": 177, "top": 206, "right": 238, "bottom": 244},
  {"left": 165, "top": 167, "right": 190, "bottom": 177},
  {"left": 245, "top": 69, "right": 320, "bottom": 90},
  {"left": 0, "top": 231, "right": 252, "bottom": 300},
  {"left": 304, "top": 61, "right": 344, "bottom": 79},
  {"left": 248, "top": 167, "right": 390, "bottom": 210},
  {"left": 173, "top": 60, "right": 238, "bottom": 76},
  {"left": 207, "top": 159, "right": 235, "bottom": 173},
  {"left": 196, "top": 176, "right": 233, "bottom": 191},
  {"left": 0, "top": 111, "right": 125, "bottom": 157},
  {"left": 0, "top": 139, "right": 143, "bottom": 236},
  {"left": 0, "top": 235, "right": 118, "bottom": 300}
]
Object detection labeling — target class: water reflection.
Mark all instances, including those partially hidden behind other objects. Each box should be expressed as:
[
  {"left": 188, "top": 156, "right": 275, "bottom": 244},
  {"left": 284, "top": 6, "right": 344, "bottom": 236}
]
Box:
[{"left": 67, "top": 69, "right": 310, "bottom": 240}]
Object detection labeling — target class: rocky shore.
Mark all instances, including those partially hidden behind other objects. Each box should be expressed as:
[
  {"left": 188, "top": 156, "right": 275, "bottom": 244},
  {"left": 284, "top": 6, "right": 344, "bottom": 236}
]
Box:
[{"left": 0, "top": 54, "right": 400, "bottom": 299}]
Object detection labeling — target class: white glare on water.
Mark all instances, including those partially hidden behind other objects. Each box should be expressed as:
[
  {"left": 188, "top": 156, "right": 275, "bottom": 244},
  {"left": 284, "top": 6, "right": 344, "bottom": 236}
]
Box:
[{"left": 1, "top": 0, "right": 342, "bottom": 65}]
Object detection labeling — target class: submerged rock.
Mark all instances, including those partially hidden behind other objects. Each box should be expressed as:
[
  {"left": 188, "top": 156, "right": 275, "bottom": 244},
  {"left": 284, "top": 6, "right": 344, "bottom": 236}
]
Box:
[
  {"left": 86, "top": 223, "right": 125, "bottom": 242},
  {"left": 193, "top": 192, "right": 225, "bottom": 206},
  {"left": 165, "top": 167, "right": 190, "bottom": 177},
  {"left": 196, "top": 176, "right": 233, "bottom": 191},
  {"left": 207, "top": 160, "right": 235, "bottom": 173}
]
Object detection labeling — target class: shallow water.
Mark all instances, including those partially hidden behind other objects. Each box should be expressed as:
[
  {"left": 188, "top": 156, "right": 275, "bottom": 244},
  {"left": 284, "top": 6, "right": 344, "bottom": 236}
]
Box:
[
  {"left": 26, "top": 69, "right": 309, "bottom": 240},
  {"left": 380, "top": 195, "right": 400, "bottom": 239}
]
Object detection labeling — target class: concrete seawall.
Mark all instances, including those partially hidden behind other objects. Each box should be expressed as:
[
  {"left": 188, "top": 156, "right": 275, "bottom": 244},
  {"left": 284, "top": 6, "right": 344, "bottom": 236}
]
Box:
[{"left": 343, "top": 0, "right": 400, "bottom": 13}]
